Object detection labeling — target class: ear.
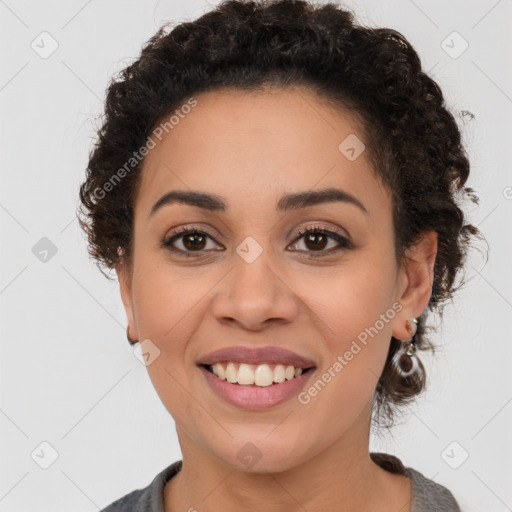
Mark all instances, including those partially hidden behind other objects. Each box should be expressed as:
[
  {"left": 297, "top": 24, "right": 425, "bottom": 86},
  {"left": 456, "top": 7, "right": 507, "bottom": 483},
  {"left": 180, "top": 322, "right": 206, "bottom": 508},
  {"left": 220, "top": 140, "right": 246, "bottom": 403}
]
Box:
[
  {"left": 393, "top": 231, "right": 438, "bottom": 340},
  {"left": 115, "top": 256, "right": 137, "bottom": 342}
]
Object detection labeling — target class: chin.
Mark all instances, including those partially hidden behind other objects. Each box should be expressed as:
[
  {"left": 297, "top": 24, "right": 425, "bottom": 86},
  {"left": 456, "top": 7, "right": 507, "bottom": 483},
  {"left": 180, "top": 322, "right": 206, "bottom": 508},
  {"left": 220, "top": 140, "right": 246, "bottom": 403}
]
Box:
[{"left": 212, "top": 435, "right": 310, "bottom": 474}]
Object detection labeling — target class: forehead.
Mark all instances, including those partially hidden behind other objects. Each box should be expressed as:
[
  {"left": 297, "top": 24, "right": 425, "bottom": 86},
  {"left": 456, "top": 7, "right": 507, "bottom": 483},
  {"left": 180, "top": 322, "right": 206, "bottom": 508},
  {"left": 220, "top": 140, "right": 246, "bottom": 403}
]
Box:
[{"left": 135, "top": 86, "right": 389, "bottom": 222}]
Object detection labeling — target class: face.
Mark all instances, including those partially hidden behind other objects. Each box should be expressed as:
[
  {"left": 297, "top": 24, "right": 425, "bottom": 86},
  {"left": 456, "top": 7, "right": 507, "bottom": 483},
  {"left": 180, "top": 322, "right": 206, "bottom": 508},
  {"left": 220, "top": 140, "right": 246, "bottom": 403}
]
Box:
[{"left": 116, "top": 86, "right": 436, "bottom": 473}]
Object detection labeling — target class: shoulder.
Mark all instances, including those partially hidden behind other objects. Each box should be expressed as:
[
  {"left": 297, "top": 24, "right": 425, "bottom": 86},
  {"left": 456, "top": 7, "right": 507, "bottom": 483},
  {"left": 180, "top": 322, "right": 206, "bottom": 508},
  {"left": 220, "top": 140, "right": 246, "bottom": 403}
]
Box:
[
  {"left": 370, "top": 452, "right": 461, "bottom": 512},
  {"left": 405, "top": 466, "right": 461, "bottom": 512},
  {"left": 99, "top": 460, "right": 183, "bottom": 512}
]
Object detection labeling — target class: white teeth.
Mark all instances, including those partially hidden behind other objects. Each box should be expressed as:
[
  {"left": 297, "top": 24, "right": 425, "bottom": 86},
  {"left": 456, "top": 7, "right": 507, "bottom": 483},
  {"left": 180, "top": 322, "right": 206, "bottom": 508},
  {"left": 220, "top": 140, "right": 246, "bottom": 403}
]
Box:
[
  {"left": 224, "top": 363, "right": 238, "bottom": 383},
  {"left": 273, "top": 364, "right": 286, "bottom": 383},
  {"left": 254, "top": 364, "right": 273, "bottom": 386},
  {"left": 213, "top": 363, "right": 225, "bottom": 380},
  {"left": 210, "top": 362, "right": 305, "bottom": 387},
  {"left": 238, "top": 364, "right": 255, "bottom": 385}
]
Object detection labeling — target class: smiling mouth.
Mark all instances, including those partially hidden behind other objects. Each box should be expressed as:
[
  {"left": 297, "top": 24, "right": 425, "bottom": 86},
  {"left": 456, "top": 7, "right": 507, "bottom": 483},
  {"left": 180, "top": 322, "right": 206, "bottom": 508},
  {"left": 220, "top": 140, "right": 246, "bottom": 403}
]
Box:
[{"left": 200, "top": 363, "right": 316, "bottom": 386}]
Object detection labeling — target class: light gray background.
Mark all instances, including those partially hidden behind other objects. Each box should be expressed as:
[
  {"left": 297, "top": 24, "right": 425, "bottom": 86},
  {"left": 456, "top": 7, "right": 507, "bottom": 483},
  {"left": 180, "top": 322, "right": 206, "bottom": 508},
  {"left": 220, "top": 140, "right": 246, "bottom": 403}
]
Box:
[{"left": 1, "top": 0, "right": 511, "bottom": 510}]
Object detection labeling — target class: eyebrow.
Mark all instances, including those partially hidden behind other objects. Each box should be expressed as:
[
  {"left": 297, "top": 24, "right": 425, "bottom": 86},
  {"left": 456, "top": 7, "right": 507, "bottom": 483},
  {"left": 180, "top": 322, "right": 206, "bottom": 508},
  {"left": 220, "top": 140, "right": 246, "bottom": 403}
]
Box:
[{"left": 149, "top": 187, "right": 368, "bottom": 217}]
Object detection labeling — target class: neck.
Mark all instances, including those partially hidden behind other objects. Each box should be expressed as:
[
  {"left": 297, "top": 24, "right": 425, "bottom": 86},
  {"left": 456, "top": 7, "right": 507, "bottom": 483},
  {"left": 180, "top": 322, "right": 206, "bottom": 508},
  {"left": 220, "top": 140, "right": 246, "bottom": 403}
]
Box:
[{"left": 164, "top": 403, "right": 411, "bottom": 512}]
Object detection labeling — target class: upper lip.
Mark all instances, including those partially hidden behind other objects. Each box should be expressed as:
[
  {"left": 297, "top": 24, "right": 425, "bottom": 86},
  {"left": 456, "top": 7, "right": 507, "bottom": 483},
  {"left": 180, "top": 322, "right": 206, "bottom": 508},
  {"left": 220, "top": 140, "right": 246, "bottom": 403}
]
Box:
[{"left": 197, "top": 346, "right": 317, "bottom": 369}]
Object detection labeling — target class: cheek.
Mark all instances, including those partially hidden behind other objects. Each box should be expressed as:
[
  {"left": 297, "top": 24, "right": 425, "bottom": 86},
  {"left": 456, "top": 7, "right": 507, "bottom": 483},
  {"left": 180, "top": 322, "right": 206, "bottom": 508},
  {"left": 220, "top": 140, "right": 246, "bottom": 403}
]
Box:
[
  {"left": 130, "top": 256, "right": 207, "bottom": 346},
  {"left": 298, "top": 255, "right": 396, "bottom": 342},
  {"left": 294, "top": 258, "right": 394, "bottom": 409},
  {"left": 297, "top": 311, "right": 391, "bottom": 449},
  {"left": 129, "top": 259, "right": 217, "bottom": 403}
]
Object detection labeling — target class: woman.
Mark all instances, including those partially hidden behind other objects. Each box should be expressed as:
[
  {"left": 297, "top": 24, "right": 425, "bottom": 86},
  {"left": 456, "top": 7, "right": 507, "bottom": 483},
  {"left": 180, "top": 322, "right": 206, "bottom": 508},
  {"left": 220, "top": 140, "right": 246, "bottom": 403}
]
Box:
[{"left": 78, "top": 1, "right": 484, "bottom": 510}]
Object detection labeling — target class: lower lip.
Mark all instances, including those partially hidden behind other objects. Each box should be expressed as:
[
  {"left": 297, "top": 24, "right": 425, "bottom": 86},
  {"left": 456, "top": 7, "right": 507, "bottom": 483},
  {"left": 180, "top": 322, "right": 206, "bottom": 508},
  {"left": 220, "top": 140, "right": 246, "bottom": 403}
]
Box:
[{"left": 198, "top": 365, "right": 316, "bottom": 410}]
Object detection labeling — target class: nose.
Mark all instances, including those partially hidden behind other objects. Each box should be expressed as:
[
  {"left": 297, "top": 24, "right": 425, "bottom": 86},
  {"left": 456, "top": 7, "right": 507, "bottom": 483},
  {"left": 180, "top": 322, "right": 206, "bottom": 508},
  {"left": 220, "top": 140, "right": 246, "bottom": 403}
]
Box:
[{"left": 211, "top": 246, "right": 299, "bottom": 331}]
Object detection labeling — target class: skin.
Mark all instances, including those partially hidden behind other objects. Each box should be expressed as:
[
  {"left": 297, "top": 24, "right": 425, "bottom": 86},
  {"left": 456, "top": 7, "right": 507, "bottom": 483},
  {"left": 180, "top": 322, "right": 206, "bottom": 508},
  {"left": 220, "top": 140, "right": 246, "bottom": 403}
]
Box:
[{"left": 115, "top": 86, "right": 437, "bottom": 512}]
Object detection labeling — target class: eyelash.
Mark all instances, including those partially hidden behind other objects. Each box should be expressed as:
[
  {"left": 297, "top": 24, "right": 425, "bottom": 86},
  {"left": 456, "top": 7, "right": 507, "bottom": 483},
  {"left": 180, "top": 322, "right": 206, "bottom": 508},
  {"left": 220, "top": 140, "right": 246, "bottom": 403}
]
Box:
[{"left": 161, "top": 224, "right": 353, "bottom": 259}]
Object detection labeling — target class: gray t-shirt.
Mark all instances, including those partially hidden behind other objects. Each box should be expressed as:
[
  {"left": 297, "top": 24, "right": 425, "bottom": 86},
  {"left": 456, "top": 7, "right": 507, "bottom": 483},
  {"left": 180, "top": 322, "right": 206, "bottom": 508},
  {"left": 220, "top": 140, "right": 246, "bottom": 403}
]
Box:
[{"left": 99, "top": 453, "right": 461, "bottom": 511}]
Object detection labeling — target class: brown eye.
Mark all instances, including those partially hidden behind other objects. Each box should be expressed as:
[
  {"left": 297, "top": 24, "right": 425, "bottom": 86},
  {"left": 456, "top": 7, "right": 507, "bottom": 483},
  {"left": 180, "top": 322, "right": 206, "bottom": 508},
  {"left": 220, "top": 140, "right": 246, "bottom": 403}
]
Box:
[
  {"left": 289, "top": 226, "right": 353, "bottom": 258},
  {"left": 161, "top": 227, "right": 220, "bottom": 256},
  {"left": 161, "top": 225, "right": 353, "bottom": 259},
  {"left": 181, "top": 232, "right": 207, "bottom": 251},
  {"left": 303, "top": 232, "right": 329, "bottom": 251}
]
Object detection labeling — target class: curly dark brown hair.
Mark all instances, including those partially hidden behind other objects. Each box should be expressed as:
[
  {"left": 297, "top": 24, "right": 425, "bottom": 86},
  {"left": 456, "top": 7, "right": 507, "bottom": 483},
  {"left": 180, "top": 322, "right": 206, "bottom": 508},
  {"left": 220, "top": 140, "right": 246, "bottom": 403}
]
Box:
[{"left": 77, "top": 0, "right": 486, "bottom": 438}]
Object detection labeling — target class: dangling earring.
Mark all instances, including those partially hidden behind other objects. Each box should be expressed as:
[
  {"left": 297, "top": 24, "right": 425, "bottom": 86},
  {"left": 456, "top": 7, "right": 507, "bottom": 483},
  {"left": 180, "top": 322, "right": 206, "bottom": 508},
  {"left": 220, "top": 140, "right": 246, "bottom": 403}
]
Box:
[
  {"left": 126, "top": 327, "right": 138, "bottom": 345},
  {"left": 392, "top": 317, "right": 420, "bottom": 378}
]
